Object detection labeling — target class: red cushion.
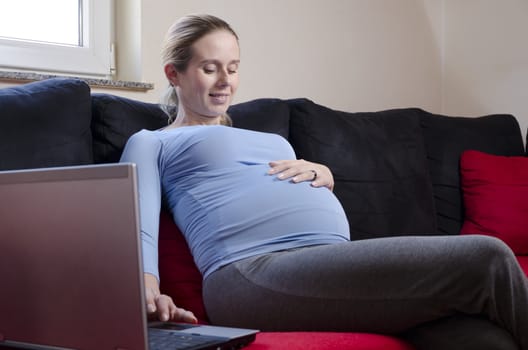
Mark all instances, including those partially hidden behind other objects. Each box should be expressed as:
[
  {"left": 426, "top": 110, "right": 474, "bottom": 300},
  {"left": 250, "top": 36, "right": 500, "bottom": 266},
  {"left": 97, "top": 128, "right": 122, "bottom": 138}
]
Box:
[
  {"left": 460, "top": 150, "right": 528, "bottom": 254},
  {"left": 247, "top": 332, "right": 414, "bottom": 350},
  {"left": 158, "top": 210, "right": 209, "bottom": 323}
]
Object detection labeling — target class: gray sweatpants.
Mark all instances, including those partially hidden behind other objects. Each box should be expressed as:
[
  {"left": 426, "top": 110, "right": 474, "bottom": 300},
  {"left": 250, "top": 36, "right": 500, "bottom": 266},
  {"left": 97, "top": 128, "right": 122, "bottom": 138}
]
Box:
[{"left": 203, "top": 235, "right": 528, "bottom": 350}]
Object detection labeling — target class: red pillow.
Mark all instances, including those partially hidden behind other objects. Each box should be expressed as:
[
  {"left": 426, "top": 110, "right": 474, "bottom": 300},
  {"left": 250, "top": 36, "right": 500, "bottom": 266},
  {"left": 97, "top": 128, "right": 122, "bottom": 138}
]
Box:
[
  {"left": 460, "top": 150, "right": 528, "bottom": 254},
  {"left": 158, "top": 210, "right": 209, "bottom": 323}
]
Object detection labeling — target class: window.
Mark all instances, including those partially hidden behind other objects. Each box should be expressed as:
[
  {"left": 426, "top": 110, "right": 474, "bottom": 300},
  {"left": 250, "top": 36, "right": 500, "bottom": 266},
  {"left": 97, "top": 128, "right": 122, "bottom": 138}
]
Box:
[{"left": 0, "top": 0, "right": 113, "bottom": 78}]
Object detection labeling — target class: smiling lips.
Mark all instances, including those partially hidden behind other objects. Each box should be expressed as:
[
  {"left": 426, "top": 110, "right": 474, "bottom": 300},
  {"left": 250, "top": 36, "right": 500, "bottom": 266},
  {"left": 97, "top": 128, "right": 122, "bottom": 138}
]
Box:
[{"left": 209, "top": 93, "right": 229, "bottom": 104}]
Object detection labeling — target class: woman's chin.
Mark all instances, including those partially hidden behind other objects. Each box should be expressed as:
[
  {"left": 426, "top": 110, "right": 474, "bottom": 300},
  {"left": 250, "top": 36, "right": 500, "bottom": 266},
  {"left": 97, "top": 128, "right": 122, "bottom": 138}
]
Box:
[{"left": 206, "top": 106, "right": 229, "bottom": 116}]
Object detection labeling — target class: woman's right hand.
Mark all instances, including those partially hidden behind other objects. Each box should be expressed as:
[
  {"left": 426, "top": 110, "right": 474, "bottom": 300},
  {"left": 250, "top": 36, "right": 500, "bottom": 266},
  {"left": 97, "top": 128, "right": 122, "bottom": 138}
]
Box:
[{"left": 144, "top": 273, "right": 198, "bottom": 323}]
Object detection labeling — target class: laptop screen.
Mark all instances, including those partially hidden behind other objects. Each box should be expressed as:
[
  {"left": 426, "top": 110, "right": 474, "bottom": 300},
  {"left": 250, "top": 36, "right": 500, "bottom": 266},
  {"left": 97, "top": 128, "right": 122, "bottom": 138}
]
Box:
[{"left": 0, "top": 164, "right": 149, "bottom": 350}]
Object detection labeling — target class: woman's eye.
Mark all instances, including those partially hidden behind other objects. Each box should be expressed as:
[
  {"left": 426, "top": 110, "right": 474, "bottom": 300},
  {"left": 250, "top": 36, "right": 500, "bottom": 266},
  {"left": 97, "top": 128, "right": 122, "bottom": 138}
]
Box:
[{"left": 203, "top": 67, "right": 216, "bottom": 74}]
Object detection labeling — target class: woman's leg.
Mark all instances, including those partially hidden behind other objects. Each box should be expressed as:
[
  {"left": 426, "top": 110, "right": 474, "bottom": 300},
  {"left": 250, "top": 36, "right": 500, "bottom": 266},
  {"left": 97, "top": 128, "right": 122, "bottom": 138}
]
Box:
[{"left": 203, "top": 235, "right": 528, "bottom": 349}]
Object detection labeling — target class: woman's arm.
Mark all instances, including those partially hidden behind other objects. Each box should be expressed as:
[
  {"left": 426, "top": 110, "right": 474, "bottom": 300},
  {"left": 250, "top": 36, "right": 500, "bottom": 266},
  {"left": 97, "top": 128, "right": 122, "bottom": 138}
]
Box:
[
  {"left": 121, "top": 131, "right": 197, "bottom": 323},
  {"left": 268, "top": 159, "right": 335, "bottom": 191},
  {"left": 120, "top": 131, "right": 163, "bottom": 280}
]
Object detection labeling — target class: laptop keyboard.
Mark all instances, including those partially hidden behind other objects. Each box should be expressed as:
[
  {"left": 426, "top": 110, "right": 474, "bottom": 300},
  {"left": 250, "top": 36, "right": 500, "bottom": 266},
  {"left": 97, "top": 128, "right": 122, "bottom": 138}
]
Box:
[{"left": 148, "top": 328, "right": 223, "bottom": 350}]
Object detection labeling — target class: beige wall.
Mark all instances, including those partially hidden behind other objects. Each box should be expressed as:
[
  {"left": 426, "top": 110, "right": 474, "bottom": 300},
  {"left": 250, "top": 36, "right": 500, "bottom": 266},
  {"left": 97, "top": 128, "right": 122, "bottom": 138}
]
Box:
[
  {"left": 113, "top": 0, "right": 442, "bottom": 114},
  {"left": 3, "top": 0, "right": 527, "bottom": 143},
  {"left": 443, "top": 0, "right": 528, "bottom": 142}
]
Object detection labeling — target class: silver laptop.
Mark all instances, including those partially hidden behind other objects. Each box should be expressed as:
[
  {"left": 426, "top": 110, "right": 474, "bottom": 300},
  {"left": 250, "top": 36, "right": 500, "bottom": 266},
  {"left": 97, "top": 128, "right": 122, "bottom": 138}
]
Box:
[{"left": 0, "top": 163, "right": 257, "bottom": 350}]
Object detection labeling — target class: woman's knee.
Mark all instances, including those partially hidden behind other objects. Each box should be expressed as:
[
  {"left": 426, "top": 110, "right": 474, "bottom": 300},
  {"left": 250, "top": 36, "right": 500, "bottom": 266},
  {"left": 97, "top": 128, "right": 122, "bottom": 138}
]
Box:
[
  {"left": 460, "top": 234, "right": 517, "bottom": 278},
  {"left": 468, "top": 235, "right": 515, "bottom": 261}
]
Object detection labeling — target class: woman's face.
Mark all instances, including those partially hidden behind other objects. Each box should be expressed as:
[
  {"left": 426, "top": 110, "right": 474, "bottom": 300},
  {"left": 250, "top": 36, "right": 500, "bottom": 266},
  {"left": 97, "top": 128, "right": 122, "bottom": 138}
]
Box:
[{"left": 172, "top": 30, "right": 240, "bottom": 122}]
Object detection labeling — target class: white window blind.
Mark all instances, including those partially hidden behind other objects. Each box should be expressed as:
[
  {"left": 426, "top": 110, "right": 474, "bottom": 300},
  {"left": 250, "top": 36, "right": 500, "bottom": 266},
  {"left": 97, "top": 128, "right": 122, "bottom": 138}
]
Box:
[{"left": 0, "top": 0, "right": 113, "bottom": 77}]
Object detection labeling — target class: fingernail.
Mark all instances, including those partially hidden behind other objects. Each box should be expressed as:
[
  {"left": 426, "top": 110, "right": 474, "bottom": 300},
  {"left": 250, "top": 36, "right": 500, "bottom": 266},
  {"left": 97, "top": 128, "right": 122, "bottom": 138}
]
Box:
[
  {"left": 187, "top": 312, "right": 198, "bottom": 323},
  {"left": 162, "top": 313, "right": 169, "bottom": 322},
  {"left": 147, "top": 304, "right": 156, "bottom": 313}
]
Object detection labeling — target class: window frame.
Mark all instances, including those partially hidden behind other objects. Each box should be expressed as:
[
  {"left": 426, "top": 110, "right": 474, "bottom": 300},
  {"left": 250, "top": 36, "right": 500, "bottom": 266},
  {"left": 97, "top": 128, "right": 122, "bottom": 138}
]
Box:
[{"left": 0, "top": 0, "right": 113, "bottom": 78}]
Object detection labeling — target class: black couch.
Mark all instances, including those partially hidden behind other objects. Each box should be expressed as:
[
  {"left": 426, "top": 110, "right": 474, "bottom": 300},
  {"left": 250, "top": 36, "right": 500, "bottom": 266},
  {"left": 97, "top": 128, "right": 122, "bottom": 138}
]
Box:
[
  {"left": 2, "top": 77, "right": 527, "bottom": 349},
  {"left": 2, "top": 78, "right": 524, "bottom": 238}
]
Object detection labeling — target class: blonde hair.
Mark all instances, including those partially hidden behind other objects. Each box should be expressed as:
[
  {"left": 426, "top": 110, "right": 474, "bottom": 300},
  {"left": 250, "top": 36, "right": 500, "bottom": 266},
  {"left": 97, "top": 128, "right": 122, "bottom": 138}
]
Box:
[{"left": 160, "top": 14, "right": 239, "bottom": 125}]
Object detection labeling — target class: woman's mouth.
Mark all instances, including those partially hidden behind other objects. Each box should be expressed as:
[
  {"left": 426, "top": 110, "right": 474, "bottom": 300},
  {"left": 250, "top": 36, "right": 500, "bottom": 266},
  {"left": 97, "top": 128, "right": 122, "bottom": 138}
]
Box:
[{"left": 209, "top": 93, "right": 229, "bottom": 104}]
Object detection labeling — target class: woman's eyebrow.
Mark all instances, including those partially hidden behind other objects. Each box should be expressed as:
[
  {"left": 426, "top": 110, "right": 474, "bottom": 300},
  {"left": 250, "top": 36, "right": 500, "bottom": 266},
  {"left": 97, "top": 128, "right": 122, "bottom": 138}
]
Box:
[{"left": 198, "top": 59, "right": 240, "bottom": 65}]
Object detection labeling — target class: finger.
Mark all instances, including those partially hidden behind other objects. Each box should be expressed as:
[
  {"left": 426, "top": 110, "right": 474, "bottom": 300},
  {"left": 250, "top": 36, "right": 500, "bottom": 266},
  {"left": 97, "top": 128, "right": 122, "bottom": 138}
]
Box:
[
  {"left": 291, "top": 170, "right": 318, "bottom": 183},
  {"left": 311, "top": 179, "right": 333, "bottom": 189},
  {"left": 145, "top": 289, "right": 158, "bottom": 314},
  {"left": 269, "top": 159, "right": 296, "bottom": 167},
  {"left": 268, "top": 159, "right": 309, "bottom": 175},
  {"left": 274, "top": 165, "right": 313, "bottom": 180},
  {"left": 313, "top": 178, "right": 335, "bottom": 191},
  {"left": 144, "top": 273, "right": 162, "bottom": 315},
  {"left": 184, "top": 311, "right": 198, "bottom": 324},
  {"left": 155, "top": 295, "right": 174, "bottom": 322},
  {"left": 173, "top": 307, "right": 198, "bottom": 324},
  {"left": 166, "top": 300, "right": 198, "bottom": 324},
  {"left": 147, "top": 302, "right": 157, "bottom": 314},
  {"left": 267, "top": 160, "right": 293, "bottom": 174},
  {"left": 156, "top": 295, "right": 199, "bottom": 324}
]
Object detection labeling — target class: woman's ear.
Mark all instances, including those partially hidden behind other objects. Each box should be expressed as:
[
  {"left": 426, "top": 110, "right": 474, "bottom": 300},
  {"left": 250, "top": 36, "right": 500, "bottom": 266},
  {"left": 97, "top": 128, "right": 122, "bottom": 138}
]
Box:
[{"left": 164, "top": 64, "right": 179, "bottom": 86}]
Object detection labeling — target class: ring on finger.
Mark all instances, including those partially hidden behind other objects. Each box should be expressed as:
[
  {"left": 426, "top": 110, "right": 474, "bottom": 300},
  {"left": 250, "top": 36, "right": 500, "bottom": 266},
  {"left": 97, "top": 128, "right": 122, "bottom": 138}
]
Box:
[{"left": 309, "top": 170, "right": 317, "bottom": 180}]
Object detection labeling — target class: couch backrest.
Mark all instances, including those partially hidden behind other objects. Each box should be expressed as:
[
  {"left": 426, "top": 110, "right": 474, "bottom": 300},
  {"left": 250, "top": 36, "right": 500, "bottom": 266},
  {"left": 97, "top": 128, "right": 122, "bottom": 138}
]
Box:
[
  {"left": 228, "top": 98, "right": 291, "bottom": 139},
  {"left": 283, "top": 98, "right": 525, "bottom": 237},
  {"left": 286, "top": 99, "right": 438, "bottom": 239},
  {"left": 2, "top": 78, "right": 524, "bottom": 238},
  {"left": 419, "top": 110, "right": 525, "bottom": 234},
  {"left": 91, "top": 93, "right": 168, "bottom": 163},
  {"left": 0, "top": 78, "right": 93, "bottom": 171}
]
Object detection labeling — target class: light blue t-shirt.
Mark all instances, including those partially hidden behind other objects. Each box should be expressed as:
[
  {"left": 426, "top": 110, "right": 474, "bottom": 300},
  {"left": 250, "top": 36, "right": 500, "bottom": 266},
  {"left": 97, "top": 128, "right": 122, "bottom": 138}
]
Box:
[{"left": 120, "top": 125, "right": 350, "bottom": 280}]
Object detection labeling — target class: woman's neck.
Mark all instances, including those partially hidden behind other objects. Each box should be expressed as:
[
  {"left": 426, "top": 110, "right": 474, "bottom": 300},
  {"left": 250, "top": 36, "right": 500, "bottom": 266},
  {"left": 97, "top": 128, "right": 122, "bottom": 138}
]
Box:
[{"left": 167, "top": 109, "right": 222, "bottom": 129}]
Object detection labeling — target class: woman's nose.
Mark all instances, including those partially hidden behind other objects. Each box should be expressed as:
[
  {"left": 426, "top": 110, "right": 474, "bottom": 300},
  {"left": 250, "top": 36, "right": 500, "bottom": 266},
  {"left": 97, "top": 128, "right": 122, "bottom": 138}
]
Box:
[{"left": 217, "top": 70, "right": 230, "bottom": 86}]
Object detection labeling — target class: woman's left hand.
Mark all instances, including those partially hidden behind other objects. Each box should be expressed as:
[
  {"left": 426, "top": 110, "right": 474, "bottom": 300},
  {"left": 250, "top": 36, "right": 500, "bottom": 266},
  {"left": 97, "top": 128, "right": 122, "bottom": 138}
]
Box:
[{"left": 268, "top": 159, "right": 334, "bottom": 191}]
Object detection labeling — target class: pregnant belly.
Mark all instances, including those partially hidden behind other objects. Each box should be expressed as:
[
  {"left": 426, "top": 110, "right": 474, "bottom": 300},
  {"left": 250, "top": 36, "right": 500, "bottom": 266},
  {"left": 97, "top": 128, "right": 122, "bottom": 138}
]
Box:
[
  {"left": 175, "top": 164, "right": 349, "bottom": 241},
  {"left": 173, "top": 165, "right": 350, "bottom": 277},
  {"left": 216, "top": 167, "right": 349, "bottom": 239}
]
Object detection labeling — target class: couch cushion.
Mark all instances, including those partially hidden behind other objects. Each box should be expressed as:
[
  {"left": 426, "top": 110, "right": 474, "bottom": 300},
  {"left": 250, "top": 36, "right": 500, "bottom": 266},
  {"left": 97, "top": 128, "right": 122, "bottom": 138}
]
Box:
[
  {"left": 420, "top": 112, "right": 524, "bottom": 235},
  {"left": 91, "top": 94, "right": 168, "bottom": 163},
  {"left": 460, "top": 150, "right": 528, "bottom": 254},
  {"left": 288, "top": 99, "right": 436, "bottom": 240},
  {"left": 248, "top": 332, "right": 414, "bottom": 350},
  {"left": 228, "top": 98, "right": 290, "bottom": 139},
  {"left": 158, "top": 210, "right": 208, "bottom": 323},
  {"left": 0, "top": 78, "right": 93, "bottom": 170}
]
